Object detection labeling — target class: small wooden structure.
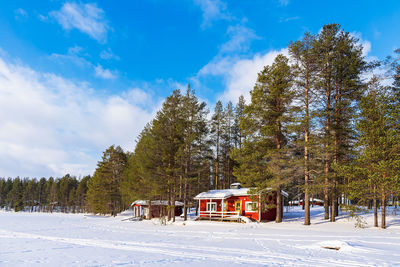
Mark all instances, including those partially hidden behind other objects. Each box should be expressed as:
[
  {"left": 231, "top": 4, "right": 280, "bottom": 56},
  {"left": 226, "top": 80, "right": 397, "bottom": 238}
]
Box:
[
  {"left": 131, "top": 200, "right": 183, "bottom": 219},
  {"left": 194, "top": 183, "right": 288, "bottom": 222}
]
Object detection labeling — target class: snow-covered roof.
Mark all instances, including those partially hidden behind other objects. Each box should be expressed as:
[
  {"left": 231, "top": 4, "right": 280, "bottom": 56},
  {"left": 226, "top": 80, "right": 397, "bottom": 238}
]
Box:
[
  {"left": 131, "top": 200, "right": 184, "bottom": 206},
  {"left": 194, "top": 188, "right": 288, "bottom": 199},
  {"left": 194, "top": 188, "right": 251, "bottom": 199}
]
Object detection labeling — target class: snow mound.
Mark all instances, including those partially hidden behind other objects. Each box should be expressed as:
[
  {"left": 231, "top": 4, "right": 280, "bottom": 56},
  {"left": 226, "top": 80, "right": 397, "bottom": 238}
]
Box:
[
  {"left": 238, "top": 216, "right": 253, "bottom": 223},
  {"left": 298, "top": 240, "right": 367, "bottom": 253},
  {"left": 119, "top": 210, "right": 134, "bottom": 216}
]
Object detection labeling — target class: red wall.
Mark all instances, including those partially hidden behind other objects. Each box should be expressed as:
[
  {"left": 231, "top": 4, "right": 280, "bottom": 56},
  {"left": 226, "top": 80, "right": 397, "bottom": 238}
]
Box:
[{"left": 199, "top": 194, "right": 279, "bottom": 222}]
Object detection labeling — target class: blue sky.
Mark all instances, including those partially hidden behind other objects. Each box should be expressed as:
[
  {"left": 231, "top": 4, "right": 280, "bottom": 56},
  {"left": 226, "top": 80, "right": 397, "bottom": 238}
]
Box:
[{"left": 0, "top": 0, "right": 399, "bottom": 178}]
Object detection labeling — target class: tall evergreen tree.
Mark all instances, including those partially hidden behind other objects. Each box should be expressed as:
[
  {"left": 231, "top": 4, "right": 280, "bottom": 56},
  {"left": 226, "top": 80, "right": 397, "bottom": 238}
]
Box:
[
  {"left": 233, "top": 54, "right": 294, "bottom": 223},
  {"left": 314, "top": 24, "right": 366, "bottom": 221},
  {"left": 87, "top": 145, "right": 127, "bottom": 216},
  {"left": 211, "top": 101, "right": 224, "bottom": 189},
  {"left": 343, "top": 78, "right": 400, "bottom": 229},
  {"left": 289, "top": 32, "right": 318, "bottom": 225}
]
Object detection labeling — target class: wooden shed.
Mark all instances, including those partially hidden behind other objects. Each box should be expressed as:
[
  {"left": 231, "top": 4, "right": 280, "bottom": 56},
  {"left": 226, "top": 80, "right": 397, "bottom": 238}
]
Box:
[
  {"left": 289, "top": 198, "right": 324, "bottom": 207},
  {"left": 131, "top": 200, "right": 184, "bottom": 219},
  {"left": 194, "top": 183, "right": 288, "bottom": 222}
]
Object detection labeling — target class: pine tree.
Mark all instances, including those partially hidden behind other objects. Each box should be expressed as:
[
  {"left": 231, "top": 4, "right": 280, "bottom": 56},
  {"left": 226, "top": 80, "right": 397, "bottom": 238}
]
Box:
[
  {"left": 87, "top": 145, "right": 127, "bottom": 216},
  {"left": 7, "top": 178, "right": 23, "bottom": 211},
  {"left": 211, "top": 101, "right": 223, "bottom": 189},
  {"left": 344, "top": 77, "right": 400, "bottom": 229},
  {"left": 178, "top": 85, "right": 209, "bottom": 220},
  {"left": 233, "top": 54, "right": 294, "bottom": 223},
  {"left": 233, "top": 95, "right": 246, "bottom": 150},
  {"left": 289, "top": 32, "right": 318, "bottom": 225},
  {"left": 314, "top": 24, "right": 366, "bottom": 221}
]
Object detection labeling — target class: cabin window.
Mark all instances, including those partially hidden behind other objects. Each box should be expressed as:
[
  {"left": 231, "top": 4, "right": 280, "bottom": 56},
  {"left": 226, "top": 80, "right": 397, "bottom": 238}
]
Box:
[
  {"left": 245, "top": 202, "right": 258, "bottom": 212},
  {"left": 206, "top": 202, "right": 217, "bottom": 212}
]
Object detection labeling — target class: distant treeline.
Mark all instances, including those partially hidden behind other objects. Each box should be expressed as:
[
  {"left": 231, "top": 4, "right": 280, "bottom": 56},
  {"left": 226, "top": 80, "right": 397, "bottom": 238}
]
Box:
[
  {"left": 2, "top": 24, "right": 399, "bottom": 229},
  {"left": 0, "top": 175, "right": 90, "bottom": 213}
]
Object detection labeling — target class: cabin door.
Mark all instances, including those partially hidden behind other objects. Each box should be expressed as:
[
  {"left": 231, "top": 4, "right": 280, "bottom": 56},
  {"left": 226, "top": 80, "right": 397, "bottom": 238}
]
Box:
[{"left": 234, "top": 200, "right": 242, "bottom": 216}]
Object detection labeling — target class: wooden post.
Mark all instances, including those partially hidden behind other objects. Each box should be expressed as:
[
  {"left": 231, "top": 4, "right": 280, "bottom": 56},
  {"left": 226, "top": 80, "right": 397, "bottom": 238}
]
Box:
[
  {"left": 209, "top": 199, "right": 211, "bottom": 220},
  {"left": 258, "top": 194, "right": 261, "bottom": 222},
  {"left": 222, "top": 199, "right": 224, "bottom": 218}
]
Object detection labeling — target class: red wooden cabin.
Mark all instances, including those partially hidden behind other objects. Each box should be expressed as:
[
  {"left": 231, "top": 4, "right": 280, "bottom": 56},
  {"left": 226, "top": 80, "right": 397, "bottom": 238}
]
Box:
[
  {"left": 131, "top": 200, "right": 183, "bottom": 219},
  {"left": 194, "top": 183, "right": 288, "bottom": 222},
  {"left": 288, "top": 198, "right": 324, "bottom": 206}
]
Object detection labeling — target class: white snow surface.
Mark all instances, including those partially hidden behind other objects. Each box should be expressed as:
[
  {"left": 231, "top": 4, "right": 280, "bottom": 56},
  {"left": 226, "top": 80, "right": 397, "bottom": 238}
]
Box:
[
  {"left": 131, "top": 200, "right": 184, "bottom": 206},
  {"left": 1, "top": 206, "right": 400, "bottom": 266}
]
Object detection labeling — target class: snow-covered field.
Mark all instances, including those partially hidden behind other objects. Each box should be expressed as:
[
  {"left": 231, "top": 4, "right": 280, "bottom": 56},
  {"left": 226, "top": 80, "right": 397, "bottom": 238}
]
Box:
[{"left": 1, "top": 207, "right": 399, "bottom": 266}]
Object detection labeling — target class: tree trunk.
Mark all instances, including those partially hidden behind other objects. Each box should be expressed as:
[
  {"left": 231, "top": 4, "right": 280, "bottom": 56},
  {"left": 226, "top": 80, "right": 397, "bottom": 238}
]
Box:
[
  {"left": 373, "top": 185, "right": 378, "bottom": 227},
  {"left": 304, "top": 68, "right": 311, "bottom": 225},
  {"left": 324, "top": 166, "right": 330, "bottom": 220},
  {"left": 183, "top": 183, "right": 188, "bottom": 221},
  {"left": 148, "top": 200, "right": 152, "bottom": 220},
  {"left": 215, "top": 128, "right": 220, "bottom": 190},
  {"left": 331, "top": 193, "right": 337, "bottom": 222},
  {"left": 276, "top": 189, "right": 282, "bottom": 223},
  {"left": 167, "top": 188, "right": 172, "bottom": 221},
  {"left": 381, "top": 186, "right": 386, "bottom": 229},
  {"left": 172, "top": 186, "right": 176, "bottom": 223},
  {"left": 324, "top": 89, "right": 331, "bottom": 220}
]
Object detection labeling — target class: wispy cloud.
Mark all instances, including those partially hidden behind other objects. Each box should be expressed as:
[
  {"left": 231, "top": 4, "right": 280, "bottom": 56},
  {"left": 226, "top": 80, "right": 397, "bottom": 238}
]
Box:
[
  {"left": 94, "top": 64, "right": 117, "bottom": 79},
  {"left": 280, "top": 16, "right": 300, "bottom": 23},
  {"left": 14, "top": 8, "right": 28, "bottom": 20},
  {"left": 50, "top": 2, "right": 110, "bottom": 43},
  {"left": 220, "top": 25, "right": 260, "bottom": 54},
  {"left": 100, "top": 48, "right": 120, "bottom": 60},
  {"left": 49, "top": 46, "right": 91, "bottom": 68},
  {"left": 278, "top": 0, "right": 290, "bottom": 6},
  {"left": 194, "top": 0, "right": 231, "bottom": 29},
  {"left": 0, "top": 55, "right": 155, "bottom": 177}
]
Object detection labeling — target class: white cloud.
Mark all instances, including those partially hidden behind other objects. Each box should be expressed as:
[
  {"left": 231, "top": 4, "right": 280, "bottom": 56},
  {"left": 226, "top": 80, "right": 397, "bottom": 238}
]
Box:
[
  {"left": 14, "top": 8, "right": 28, "bottom": 20},
  {"left": 350, "top": 32, "right": 372, "bottom": 58},
  {"left": 198, "top": 49, "right": 288, "bottom": 103},
  {"left": 123, "top": 88, "right": 151, "bottom": 104},
  {"left": 279, "top": 0, "right": 289, "bottom": 6},
  {"left": 94, "top": 64, "right": 117, "bottom": 79},
  {"left": 38, "top": 14, "right": 48, "bottom": 22},
  {"left": 220, "top": 25, "right": 259, "bottom": 53},
  {"left": 100, "top": 48, "right": 120, "bottom": 60},
  {"left": 50, "top": 2, "right": 110, "bottom": 43},
  {"left": 49, "top": 46, "right": 91, "bottom": 68},
  {"left": 194, "top": 0, "right": 231, "bottom": 29},
  {"left": 280, "top": 16, "right": 300, "bottom": 23},
  {"left": 0, "top": 56, "right": 155, "bottom": 178}
]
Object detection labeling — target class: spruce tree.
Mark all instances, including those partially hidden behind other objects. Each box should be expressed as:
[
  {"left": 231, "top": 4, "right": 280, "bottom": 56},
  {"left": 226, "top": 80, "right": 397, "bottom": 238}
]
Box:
[{"left": 87, "top": 145, "right": 127, "bottom": 216}]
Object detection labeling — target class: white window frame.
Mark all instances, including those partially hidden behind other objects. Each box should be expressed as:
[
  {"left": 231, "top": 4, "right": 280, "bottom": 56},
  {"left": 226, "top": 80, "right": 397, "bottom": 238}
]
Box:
[
  {"left": 206, "top": 202, "right": 217, "bottom": 212},
  {"left": 245, "top": 201, "right": 258, "bottom": 213}
]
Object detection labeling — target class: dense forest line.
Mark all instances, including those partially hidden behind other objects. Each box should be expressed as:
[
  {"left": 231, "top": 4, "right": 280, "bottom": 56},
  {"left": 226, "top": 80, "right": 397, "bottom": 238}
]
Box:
[
  {"left": 0, "top": 175, "right": 90, "bottom": 213},
  {"left": 1, "top": 24, "right": 399, "bottom": 228}
]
